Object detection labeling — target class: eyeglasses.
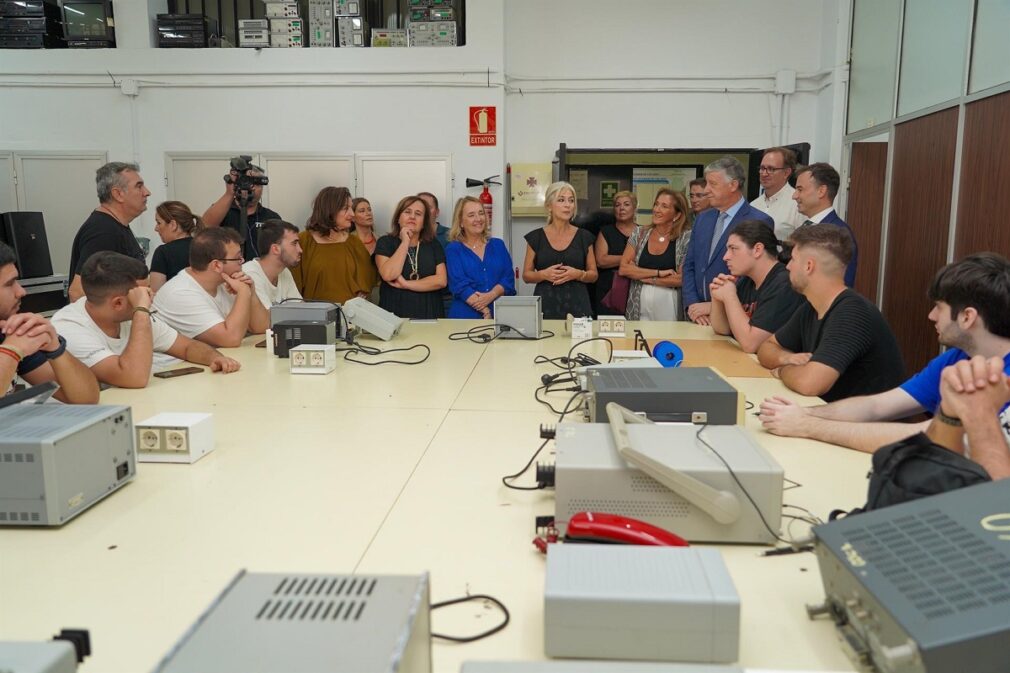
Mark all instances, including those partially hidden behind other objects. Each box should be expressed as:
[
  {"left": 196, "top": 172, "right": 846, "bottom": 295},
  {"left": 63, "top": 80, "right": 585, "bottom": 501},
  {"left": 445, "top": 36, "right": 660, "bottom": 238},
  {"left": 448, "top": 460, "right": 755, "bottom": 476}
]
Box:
[
  {"left": 689, "top": 193, "right": 708, "bottom": 199},
  {"left": 758, "top": 166, "right": 786, "bottom": 174},
  {"left": 216, "top": 257, "right": 245, "bottom": 263}
]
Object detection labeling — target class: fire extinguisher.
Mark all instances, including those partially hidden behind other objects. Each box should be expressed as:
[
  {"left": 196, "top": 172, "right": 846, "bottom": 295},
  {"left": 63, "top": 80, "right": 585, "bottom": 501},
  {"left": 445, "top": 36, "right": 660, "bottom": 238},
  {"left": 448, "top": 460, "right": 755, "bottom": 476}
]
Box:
[{"left": 466, "top": 174, "right": 501, "bottom": 225}]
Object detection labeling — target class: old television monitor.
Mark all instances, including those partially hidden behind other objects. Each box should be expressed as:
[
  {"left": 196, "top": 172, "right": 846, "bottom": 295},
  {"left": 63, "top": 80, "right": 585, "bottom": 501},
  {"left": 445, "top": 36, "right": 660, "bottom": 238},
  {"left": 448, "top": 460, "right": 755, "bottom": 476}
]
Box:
[{"left": 63, "top": 0, "right": 115, "bottom": 45}]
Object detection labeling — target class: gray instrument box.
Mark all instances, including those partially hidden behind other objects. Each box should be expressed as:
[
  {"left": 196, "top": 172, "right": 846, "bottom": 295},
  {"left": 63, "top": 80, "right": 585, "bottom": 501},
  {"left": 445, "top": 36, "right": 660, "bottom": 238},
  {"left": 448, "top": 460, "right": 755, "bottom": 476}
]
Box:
[
  {"left": 494, "top": 295, "right": 542, "bottom": 339},
  {"left": 584, "top": 366, "right": 743, "bottom": 424},
  {"left": 554, "top": 422, "right": 783, "bottom": 544},
  {"left": 407, "top": 20, "right": 456, "bottom": 47},
  {"left": 269, "top": 300, "right": 340, "bottom": 329},
  {"left": 811, "top": 479, "right": 1010, "bottom": 673},
  {"left": 0, "top": 641, "right": 79, "bottom": 673},
  {"left": 0, "top": 400, "right": 134, "bottom": 526},
  {"left": 462, "top": 663, "right": 744, "bottom": 672},
  {"left": 544, "top": 545, "right": 740, "bottom": 663},
  {"left": 337, "top": 16, "right": 368, "bottom": 46},
  {"left": 152, "top": 570, "right": 431, "bottom": 673}
]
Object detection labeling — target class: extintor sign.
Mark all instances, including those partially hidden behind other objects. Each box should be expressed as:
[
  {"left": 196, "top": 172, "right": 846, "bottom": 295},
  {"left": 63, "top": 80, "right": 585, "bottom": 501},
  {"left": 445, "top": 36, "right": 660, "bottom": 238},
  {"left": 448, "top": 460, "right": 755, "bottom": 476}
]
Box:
[{"left": 469, "top": 106, "right": 496, "bottom": 146}]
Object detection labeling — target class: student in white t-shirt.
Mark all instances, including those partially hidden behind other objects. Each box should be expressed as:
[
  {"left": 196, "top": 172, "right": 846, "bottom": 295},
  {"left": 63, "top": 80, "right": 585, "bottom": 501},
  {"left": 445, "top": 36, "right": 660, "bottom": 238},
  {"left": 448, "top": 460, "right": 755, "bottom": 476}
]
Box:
[
  {"left": 242, "top": 219, "right": 302, "bottom": 309},
  {"left": 153, "top": 227, "right": 269, "bottom": 347},
  {"left": 52, "top": 251, "right": 240, "bottom": 388}
]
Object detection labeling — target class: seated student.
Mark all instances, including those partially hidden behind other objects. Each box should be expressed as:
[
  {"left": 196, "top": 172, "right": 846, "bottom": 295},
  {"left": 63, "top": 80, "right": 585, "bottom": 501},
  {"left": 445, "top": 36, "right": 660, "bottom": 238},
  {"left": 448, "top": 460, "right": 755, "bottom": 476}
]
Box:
[
  {"left": 152, "top": 227, "right": 269, "bottom": 347},
  {"left": 52, "top": 252, "right": 240, "bottom": 388},
  {"left": 0, "top": 242, "right": 99, "bottom": 403},
  {"left": 242, "top": 219, "right": 302, "bottom": 309},
  {"left": 444, "top": 196, "right": 515, "bottom": 318},
  {"left": 150, "top": 200, "right": 202, "bottom": 291},
  {"left": 709, "top": 220, "right": 804, "bottom": 353},
  {"left": 756, "top": 224, "right": 904, "bottom": 402},
  {"left": 292, "top": 187, "right": 376, "bottom": 304},
  {"left": 760, "top": 253, "right": 1010, "bottom": 453},
  {"left": 374, "top": 195, "right": 448, "bottom": 319},
  {"left": 926, "top": 355, "right": 1010, "bottom": 480}
]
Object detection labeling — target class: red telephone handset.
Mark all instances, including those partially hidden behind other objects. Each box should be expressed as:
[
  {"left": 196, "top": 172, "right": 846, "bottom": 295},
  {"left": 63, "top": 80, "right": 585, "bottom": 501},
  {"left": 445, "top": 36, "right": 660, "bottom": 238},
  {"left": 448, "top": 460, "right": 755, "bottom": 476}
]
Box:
[{"left": 564, "top": 511, "right": 689, "bottom": 547}]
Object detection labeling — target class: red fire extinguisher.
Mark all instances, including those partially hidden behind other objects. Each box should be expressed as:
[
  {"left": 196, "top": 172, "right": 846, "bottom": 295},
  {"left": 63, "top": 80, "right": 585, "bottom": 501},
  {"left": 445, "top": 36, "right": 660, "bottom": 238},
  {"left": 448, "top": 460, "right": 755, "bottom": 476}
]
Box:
[{"left": 466, "top": 175, "right": 501, "bottom": 225}]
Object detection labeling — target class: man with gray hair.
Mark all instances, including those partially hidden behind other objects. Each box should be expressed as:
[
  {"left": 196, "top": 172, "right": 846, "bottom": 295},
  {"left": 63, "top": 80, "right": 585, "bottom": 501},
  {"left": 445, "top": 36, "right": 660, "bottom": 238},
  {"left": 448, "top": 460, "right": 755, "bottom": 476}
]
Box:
[
  {"left": 68, "top": 161, "right": 151, "bottom": 302},
  {"left": 682, "top": 156, "right": 773, "bottom": 325}
]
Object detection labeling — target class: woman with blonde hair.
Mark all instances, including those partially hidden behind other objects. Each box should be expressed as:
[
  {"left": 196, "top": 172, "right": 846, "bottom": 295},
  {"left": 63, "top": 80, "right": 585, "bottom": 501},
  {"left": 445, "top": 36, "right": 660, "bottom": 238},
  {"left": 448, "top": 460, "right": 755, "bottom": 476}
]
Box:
[
  {"left": 150, "top": 200, "right": 203, "bottom": 291},
  {"left": 292, "top": 186, "right": 376, "bottom": 303},
  {"left": 521, "top": 181, "right": 597, "bottom": 320},
  {"left": 373, "top": 195, "right": 447, "bottom": 319},
  {"left": 444, "top": 196, "right": 515, "bottom": 318},
  {"left": 619, "top": 188, "right": 693, "bottom": 320}
]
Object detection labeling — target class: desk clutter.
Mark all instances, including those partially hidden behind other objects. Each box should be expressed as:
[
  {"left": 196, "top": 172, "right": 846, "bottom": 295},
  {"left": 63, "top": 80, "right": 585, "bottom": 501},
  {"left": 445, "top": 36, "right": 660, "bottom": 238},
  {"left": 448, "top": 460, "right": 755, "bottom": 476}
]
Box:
[{"left": 2, "top": 321, "right": 1007, "bottom": 673}]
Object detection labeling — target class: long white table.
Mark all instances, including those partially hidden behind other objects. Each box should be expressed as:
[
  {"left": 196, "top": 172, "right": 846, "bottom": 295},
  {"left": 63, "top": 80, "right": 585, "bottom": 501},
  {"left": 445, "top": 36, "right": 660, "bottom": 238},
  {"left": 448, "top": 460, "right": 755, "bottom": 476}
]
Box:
[{"left": 0, "top": 320, "right": 867, "bottom": 672}]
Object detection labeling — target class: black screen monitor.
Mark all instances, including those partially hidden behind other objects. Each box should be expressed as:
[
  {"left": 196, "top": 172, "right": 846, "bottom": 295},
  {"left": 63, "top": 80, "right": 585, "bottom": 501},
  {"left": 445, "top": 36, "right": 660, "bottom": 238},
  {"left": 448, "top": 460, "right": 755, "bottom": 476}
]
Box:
[{"left": 63, "top": 0, "right": 113, "bottom": 41}]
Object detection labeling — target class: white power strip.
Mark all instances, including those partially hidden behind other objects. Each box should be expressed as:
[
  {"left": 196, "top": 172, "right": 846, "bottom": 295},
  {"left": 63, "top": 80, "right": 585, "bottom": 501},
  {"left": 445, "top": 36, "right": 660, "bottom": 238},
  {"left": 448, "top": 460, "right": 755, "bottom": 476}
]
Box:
[{"left": 135, "top": 413, "right": 214, "bottom": 464}]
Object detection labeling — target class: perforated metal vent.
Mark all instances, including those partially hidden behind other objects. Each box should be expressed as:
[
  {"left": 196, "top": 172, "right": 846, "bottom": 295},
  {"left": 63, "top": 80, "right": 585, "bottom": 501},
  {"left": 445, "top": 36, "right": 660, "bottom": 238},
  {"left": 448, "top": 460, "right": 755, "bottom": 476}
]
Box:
[
  {"left": 567, "top": 498, "right": 690, "bottom": 518},
  {"left": 2, "top": 405, "right": 104, "bottom": 438},
  {"left": 0, "top": 511, "right": 40, "bottom": 522},
  {"left": 629, "top": 473, "right": 672, "bottom": 493},
  {"left": 598, "top": 368, "right": 657, "bottom": 390},
  {"left": 1, "top": 453, "right": 35, "bottom": 463},
  {"left": 846, "top": 508, "right": 1010, "bottom": 619},
  {"left": 254, "top": 576, "right": 377, "bottom": 622}
]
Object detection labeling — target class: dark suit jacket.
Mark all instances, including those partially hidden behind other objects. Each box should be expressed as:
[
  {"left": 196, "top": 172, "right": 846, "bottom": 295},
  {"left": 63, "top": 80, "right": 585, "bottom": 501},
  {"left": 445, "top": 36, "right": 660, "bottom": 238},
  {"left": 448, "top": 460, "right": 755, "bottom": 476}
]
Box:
[
  {"left": 682, "top": 201, "right": 774, "bottom": 306},
  {"left": 819, "top": 210, "right": 859, "bottom": 288}
]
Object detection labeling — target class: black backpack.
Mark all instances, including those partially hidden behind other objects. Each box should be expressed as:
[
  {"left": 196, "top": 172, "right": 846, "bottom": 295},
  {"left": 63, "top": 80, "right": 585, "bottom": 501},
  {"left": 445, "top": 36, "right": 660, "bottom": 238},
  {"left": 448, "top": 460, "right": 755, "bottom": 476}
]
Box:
[{"left": 831, "top": 431, "right": 992, "bottom": 520}]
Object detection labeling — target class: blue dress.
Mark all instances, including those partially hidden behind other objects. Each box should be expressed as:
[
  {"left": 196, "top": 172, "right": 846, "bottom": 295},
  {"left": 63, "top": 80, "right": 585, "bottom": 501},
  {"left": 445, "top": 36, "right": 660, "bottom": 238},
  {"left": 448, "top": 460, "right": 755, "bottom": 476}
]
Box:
[{"left": 445, "top": 238, "right": 516, "bottom": 318}]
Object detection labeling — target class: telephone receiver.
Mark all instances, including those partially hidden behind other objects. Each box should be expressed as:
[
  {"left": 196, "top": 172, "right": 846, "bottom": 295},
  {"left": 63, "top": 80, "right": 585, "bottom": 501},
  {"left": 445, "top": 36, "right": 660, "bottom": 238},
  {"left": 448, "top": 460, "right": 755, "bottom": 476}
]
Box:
[{"left": 564, "top": 511, "right": 689, "bottom": 547}]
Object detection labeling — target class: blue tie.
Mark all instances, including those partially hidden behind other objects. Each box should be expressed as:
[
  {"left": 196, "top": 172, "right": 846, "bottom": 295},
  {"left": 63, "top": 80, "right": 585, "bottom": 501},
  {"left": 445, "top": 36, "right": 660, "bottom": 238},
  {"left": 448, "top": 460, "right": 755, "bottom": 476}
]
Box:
[{"left": 709, "top": 212, "right": 729, "bottom": 260}]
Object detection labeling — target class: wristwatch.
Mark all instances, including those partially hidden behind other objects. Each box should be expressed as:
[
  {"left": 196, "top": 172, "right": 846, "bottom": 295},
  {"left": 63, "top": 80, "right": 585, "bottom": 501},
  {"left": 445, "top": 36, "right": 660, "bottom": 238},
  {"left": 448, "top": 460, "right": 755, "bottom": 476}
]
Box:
[
  {"left": 44, "top": 335, "right": 67, "bottom": 361},
  {"left": 936, "top": 408, "right": 963, "bottom": 427}
]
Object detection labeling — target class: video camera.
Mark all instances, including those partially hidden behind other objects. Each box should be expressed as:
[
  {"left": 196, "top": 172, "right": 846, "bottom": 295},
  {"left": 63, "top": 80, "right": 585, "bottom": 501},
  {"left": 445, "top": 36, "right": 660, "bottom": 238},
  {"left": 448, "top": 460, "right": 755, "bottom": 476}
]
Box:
[{"left": 223, "top": 155, "right": 269, "bottom": 195}]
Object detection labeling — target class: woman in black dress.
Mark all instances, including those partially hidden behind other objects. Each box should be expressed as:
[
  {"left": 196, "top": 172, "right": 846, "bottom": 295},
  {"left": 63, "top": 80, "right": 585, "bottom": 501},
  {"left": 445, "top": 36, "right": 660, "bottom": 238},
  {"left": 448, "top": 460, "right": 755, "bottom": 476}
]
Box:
[
  {"left": 522, "top": 181, "right": 598, "bottom": 319},
  {"left": 374, "top": 195, "right": 447, "bottom": 319},
  {"left": 595, "top": 190, "right": 637, "bottom": 312}
]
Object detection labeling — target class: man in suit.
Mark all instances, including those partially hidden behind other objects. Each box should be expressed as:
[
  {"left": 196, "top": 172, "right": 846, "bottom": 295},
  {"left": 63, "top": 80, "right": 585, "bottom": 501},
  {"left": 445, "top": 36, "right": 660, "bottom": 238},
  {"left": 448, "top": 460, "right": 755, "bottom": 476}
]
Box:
[
  {"left": 791, "top": 162, "right": 858, "bottom": 287},
  {"left": 682, "top": 156, "right": 774, "bottom": 325}
]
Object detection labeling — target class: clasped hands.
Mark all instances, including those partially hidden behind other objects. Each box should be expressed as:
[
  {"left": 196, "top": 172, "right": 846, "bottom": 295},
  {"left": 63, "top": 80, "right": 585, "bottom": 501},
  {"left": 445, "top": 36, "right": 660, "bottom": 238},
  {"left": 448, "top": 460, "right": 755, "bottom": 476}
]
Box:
[
  {"left": 542, "top": 264, "right": 584, "bottom": 285},
  {"left": 220, "top": 271, "right": 254, "bottom": 296},
  {"left": 0, "top": 312, "right": 60, "bottom": 356},
  {"left": 938, "top": 355, "right": 1010, "bottom": 423}
]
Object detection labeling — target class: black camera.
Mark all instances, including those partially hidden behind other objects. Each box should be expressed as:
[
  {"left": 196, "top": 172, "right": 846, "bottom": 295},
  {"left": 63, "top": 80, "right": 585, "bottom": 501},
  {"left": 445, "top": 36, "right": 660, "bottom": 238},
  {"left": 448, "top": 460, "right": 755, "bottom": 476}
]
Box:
[{"left": 224, "top": 155, "right": 268, "bottom": 194}]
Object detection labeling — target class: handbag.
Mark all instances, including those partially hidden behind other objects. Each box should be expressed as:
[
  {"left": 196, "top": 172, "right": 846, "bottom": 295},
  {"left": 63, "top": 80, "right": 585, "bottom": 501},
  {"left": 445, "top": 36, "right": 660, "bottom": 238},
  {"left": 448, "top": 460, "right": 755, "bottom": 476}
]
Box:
[{"left": 601, "top": 228, "right": 644, "bottom": 314}]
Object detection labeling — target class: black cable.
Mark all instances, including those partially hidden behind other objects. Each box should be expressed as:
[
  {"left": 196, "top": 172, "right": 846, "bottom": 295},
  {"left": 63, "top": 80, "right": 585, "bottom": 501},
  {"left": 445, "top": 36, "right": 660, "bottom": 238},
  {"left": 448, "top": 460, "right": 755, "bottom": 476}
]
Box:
[
  {"left": 534, "top": 383, "right": 582, "bottom": 415},
  {"left": 448, "top": 323, "right": 555, "bottom": 343},
  {"left": 693, "top": 424, "right": 792, "bottom": 546},
  {"left": 502, "top": 390, "right": 584, "bottom": 491},
  {"left": 430, "top": 594, "right": 510, "bottom": 643}
]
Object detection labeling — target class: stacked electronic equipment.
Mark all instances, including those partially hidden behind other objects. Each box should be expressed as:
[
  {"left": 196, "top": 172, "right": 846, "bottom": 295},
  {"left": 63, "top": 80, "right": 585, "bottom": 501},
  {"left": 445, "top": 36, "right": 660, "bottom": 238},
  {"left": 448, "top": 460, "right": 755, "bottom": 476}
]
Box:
[
  {"left": 406, "top": 0, "right": 456, "bottom": 47},
  {"left": 0, "top": 0, "right": 64, "bottom": 49},
  {"left": 156, "top": 14, "right": 219, "bottom": 48},
  {"left": 240, "top": 0, "right": 303, "bottom": 48}
]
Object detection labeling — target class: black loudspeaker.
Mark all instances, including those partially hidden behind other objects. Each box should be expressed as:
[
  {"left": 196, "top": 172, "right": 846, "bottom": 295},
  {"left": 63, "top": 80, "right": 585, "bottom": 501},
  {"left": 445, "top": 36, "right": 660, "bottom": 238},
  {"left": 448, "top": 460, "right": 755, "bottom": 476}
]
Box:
[{"left": 1, "top": 211, "right": 54, "bottom": 279}]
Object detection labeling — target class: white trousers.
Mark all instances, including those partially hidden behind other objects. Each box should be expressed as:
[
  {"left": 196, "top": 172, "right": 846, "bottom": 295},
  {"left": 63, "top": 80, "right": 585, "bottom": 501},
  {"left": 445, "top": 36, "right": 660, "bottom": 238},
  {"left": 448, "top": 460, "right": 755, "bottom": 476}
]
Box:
[{"left": 639, "top": 284, "right": 678, "bottom": 321}]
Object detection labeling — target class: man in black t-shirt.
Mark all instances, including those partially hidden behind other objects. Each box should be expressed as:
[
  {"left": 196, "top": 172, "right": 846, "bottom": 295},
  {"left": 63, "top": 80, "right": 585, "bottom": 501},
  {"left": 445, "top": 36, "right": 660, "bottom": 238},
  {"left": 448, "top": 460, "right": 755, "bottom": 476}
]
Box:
[
  {"left": 757, "top": 224, "right": 904, "bottom": 402},
  {"left": 68, "top": 162, "right": 151, "bottom": 301},
  {"left": 709, "top": 220, "right": 804, "bottom": 353},
  {"left": 202, "top": 163, "right": 281, "bottom": 261}
]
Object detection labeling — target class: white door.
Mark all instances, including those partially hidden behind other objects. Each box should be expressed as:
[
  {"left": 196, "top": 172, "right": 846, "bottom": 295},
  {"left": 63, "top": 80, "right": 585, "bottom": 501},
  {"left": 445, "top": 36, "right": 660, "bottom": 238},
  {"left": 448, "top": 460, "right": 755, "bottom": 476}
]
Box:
[
  {"left": 259, "top": 155, "right": 353, "bottom": 231},
  {"left": 166, "top": 153, "right": 242, "bottom": 221},
  {"left": 355, "top": 155, "right": 451, "bottom": 237},
  {"left": 0, "top": 153, "right": 16, "bottom": 216},
  {"left": 15, "top": 152, "right": 108, "bottom": 276}
]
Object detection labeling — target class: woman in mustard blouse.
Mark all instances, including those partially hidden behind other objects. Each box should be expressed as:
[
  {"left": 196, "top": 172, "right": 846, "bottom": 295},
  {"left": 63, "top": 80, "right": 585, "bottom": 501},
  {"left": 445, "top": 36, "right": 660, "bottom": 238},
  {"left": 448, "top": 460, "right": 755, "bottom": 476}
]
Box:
[{"left": 292, "top": 186, "right": 377, "bottom": 304}]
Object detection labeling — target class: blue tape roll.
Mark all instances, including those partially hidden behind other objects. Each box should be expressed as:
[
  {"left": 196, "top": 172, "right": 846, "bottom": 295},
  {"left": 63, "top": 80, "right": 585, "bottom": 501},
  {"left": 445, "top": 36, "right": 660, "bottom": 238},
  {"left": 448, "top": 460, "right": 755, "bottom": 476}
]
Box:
[{"left": 653, "top": 340, "right": 684, "bottom": 368}]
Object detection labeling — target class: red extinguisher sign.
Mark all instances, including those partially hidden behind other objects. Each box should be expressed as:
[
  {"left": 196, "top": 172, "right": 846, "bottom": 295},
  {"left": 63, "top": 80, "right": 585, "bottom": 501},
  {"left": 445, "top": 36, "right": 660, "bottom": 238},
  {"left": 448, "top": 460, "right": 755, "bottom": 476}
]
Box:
[{"left": 469, "top": 106, "right": 496, "bottom": 146}]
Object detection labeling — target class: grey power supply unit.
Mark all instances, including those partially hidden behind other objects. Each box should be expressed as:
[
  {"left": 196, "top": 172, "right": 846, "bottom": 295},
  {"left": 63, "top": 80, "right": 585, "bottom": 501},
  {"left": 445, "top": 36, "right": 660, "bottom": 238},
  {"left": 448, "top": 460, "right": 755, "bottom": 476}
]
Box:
[
  {"left": 462, "top": 664, "right": 744, "bottom": 672},
  {"left": 553, "top": 422, "right": 783, "bottom": 544},
  {"left": 337, "top": 16, "right": 368, "bottom": 46},
  {"left": 544, "top": 545, "right": 740, "bottom": 663},
  {"left": 0, "top": 642, "right": 79, "bottom": 673},
  {"left": 0, "top": 384, "right": 135, "bottom": 526},
  {"left": 494, "top": 295, "right": 542, "bottom": 339},
  {"left": 583, "top": 366, "right": 743, "bottom": 424},
  {"left": 809, "top": 479, "right": 1010, "bottom": 673},
  {"left": 269, "top": 300, "right": 342, "bottom": 333},
  {"left": 272, "top": 320, "right": 337, "bottom": 358},
  {"left": 152, "top": 570, "right": 431, "bottom": 673},
  {"left": 306, "top": 0, "right": 334, "bottom": 46}
]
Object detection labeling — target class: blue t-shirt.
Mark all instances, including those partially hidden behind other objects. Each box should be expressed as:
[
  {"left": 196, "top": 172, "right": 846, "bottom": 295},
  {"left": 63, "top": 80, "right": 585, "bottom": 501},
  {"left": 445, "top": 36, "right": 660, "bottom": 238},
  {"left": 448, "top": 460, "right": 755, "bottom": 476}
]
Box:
[{"left": 900, "top": 349, "right": 1010, "bottom": 414}]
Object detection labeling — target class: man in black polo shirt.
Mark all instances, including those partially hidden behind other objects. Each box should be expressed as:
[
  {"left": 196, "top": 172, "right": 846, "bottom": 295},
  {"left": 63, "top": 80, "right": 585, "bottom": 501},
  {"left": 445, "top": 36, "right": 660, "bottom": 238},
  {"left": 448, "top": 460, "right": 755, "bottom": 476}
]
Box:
[
  {"left": 757, "top": 224, "right": 904, "bottom": 402},
  {"left": 68, "top": 161, "right": 151, "bottom": 302},
  {"left": 202, "top": 162, "right": 281, "bottom": 261}
]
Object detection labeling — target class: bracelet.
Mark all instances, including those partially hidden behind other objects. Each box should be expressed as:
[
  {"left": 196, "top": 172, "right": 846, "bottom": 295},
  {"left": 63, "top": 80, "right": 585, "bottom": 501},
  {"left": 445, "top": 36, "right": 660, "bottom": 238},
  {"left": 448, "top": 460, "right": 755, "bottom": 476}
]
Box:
[
  {"left": 0, "top": 343, "right": 25, "bottom": 360},
  {"left": 133, "top": 306, "right": 152, "bottom": 315},
  {"left": 44, "top": 335, "right": 67, "bottom": 361},
  {"left": 0, "top": 346, "right": 23, "bottom": 364},
  {"left": 936, "top": 408, "right": 963, "bottom": 427}
]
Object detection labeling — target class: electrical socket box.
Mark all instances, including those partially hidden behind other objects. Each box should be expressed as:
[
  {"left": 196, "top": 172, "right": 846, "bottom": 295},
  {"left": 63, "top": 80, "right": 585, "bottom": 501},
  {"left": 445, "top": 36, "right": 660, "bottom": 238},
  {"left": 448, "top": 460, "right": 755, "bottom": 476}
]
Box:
[
  {"left": 370, "top": 29, "right": 407, "bottom": 47},
  {"left": 264, "top": 2, "right": 299, "bottom": 18},
  {"left": 136, "top": 413, "right": 214, "bottom": 465},
  {"left": 290, "top": 344, "right": 337, "bottom": 375},
  {"left": 337, "top": 16, "right": 368, "bottom": 47},
  {"left": 597, "top": 315, "right": 626, "bottom": 337},
  {"left": 268, "top": 18, "right": 302, "bottom": 33},
  {"left": 333, "top": 0, "right": 361, "bottom": 16}
]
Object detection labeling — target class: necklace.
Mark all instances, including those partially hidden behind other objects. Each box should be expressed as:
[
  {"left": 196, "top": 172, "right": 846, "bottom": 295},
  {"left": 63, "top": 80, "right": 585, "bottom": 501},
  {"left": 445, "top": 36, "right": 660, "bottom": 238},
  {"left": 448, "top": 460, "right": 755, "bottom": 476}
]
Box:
[
  {"left": 655, "top": 227, "right": 673, "bottom": 243},
  {"left": 407, "top": 242, "right": 421, "bottom": 280}
]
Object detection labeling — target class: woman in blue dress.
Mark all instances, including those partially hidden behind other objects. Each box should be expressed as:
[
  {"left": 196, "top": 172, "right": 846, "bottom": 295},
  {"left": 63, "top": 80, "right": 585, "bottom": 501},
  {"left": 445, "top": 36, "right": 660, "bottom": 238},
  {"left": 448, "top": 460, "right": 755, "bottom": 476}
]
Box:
[{"left": 444, "top": 196, "right": 516, "bottom": 318}]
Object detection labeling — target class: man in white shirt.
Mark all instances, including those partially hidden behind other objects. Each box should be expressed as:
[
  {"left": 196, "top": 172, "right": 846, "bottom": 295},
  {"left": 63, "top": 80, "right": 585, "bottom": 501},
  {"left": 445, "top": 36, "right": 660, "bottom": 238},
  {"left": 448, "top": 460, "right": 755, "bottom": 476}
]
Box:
[
  {"left": 749, "top": 147, "right": 804, "bottom": 241},
  {"left": 242, "top": 219, "right": 302, "bottom": 308},
  {"left": 153, "top": 227, "right": 269, "bottom": 348},
  {"left": 53, "top": 252, "right": 240, "bottom": 388}
]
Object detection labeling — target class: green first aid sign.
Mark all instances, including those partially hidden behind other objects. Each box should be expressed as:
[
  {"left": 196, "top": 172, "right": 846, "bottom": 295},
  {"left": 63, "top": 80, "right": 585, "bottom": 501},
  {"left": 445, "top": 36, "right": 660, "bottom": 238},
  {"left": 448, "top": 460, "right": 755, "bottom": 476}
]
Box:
[{"left": 600, "top": 181, "right": 620, "bottom": 207}]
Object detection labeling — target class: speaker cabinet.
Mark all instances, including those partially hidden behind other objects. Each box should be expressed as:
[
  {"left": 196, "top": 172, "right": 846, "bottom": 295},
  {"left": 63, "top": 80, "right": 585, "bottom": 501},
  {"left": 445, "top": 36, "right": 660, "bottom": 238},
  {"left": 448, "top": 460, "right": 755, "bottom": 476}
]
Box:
[{"left": 1, "top": 212, "right": 54, "bottom": 279}]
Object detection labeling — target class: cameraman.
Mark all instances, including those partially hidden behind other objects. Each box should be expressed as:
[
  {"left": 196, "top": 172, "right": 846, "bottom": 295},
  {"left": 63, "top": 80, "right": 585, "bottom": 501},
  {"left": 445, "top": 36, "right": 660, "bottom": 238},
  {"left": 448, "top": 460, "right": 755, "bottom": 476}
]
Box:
[{"left": 202, "top": 158, "right": 282, "bottom": 261}]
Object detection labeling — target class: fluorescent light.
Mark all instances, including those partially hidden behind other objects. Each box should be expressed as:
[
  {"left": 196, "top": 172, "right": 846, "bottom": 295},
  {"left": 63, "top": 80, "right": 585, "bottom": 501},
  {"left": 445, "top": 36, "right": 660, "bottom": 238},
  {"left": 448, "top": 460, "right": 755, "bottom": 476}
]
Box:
[{"left": 65, "top": 6, "right": 85, "bottom": 14}]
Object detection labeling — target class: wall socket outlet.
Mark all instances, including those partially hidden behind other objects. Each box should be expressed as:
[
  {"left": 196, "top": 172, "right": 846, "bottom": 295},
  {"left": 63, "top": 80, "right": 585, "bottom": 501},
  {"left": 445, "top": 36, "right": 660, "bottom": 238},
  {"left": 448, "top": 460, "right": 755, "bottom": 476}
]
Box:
[{"left": 135, "top": 413, "right": 214, "bottom": 464}]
